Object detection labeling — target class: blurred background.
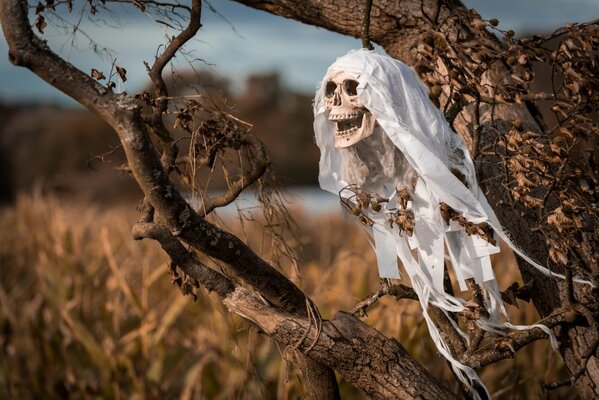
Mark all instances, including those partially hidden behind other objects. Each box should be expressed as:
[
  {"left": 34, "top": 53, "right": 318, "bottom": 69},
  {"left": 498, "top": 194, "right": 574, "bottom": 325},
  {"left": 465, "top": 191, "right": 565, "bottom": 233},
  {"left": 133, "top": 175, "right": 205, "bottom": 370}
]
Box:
[
  {"left": 1, "top": 0, "right": 599, "bottom": 202},
  {"left": 0, "top": 0, "right": 597, "bottom": 398}
]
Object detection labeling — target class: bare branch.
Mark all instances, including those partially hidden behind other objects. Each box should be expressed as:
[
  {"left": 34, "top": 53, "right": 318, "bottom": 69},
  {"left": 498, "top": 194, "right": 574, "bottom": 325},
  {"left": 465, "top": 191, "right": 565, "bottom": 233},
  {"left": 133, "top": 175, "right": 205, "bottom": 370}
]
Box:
[
  {"left": 352, "top": 283, "right": 418, "bottom": 316},
  {"left": 351, "top": 282, "right": 467, "bottom": 359},
  {"left": 201, "top": 134, "right": 271, "bottom": 216},
  {"left": 0, "top": 0, "right": 304, "bottom": 318},
  {"left": 149, "top": 0, "right": 201, "bottom": 118},
  {"left": 463, "top": 308, "right": 579, "bottom": 369}
]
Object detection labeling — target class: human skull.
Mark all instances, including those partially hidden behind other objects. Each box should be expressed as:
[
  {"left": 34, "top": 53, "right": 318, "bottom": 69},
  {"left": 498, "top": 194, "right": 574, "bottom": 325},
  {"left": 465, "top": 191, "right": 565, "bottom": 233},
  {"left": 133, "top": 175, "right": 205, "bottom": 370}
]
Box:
[{"left": 324, "top": 71, "right": 376, "bottom": 148}]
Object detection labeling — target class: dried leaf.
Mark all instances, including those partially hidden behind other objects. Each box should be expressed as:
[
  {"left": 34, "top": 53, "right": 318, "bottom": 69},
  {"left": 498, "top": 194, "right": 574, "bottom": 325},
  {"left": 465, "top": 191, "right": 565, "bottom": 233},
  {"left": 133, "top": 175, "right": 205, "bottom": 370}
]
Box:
[
  {"left": 395, "top": 210, "right": 415, "bottom": 237},
  {"left": 398, "top": 188, "right": 410, "bottom": 210},
  {"left": 116, "top": 66, "right": 127, "bottom": 82},
  {"left": 34, "top": 15, "right": 47, "bottom": 34},
  {"left": 501, "top": 282, "right": 520, "bottom": 308},
  {"left": 91, "top": 68, "right": 106, "bottom": 81}
]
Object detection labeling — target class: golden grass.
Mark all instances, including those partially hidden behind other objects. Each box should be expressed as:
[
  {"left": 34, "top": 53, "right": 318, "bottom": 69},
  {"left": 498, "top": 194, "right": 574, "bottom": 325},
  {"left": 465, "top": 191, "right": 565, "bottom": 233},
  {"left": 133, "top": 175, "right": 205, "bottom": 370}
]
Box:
[{"left": 0, "top": 194, "right": 573, "bottom": 399}]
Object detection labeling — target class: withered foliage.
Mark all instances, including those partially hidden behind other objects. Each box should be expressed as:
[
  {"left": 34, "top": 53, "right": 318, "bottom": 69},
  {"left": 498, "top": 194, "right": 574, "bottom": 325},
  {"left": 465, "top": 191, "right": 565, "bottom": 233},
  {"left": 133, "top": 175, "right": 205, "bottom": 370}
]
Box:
[
  {"left": 439, "top": 202, "right": 496, "bottom": 245},
  {"left": 31, "top": 0, "right": 301, "bottom": 274},
  {"left": 341, "top": 185, "right": 416, "bottom": 237},
  {"left": 415, "top": 12, "right": 598, "bottom": 280}
]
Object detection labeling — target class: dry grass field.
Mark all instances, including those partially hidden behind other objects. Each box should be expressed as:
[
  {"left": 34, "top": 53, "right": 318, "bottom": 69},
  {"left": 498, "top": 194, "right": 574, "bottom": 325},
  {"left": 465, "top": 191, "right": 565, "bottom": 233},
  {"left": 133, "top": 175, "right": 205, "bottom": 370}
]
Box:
[{"left": 0, "top": 194, "right": 574, "bottom": 399}]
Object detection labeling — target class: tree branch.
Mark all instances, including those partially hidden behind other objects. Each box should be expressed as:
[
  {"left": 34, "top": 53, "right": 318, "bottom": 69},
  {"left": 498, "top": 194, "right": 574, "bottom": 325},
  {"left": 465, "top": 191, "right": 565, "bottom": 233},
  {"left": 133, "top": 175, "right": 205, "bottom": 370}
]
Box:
[
  {"left": 463, "top": 308, "right": 578, "bottom": 369},
  {"left": 224, "top": 287, "right": 457, "bottom": 400},
  {"left": 132, "top": 219, "right": 458, "bottom": 399},
  {"left": 148, "top": 0, "right": 201, "bottom": 132},
  {"left": 132, "top": 222, "right": 235, "bottom": 297},
  {"left": 201, "top": 134, "right": 271, "bottom": 216}
]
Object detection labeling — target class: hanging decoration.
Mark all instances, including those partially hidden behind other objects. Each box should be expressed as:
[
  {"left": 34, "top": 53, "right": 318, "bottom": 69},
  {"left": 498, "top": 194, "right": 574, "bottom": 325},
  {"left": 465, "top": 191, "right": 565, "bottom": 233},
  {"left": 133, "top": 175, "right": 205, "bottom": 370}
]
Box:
[{"left": 312, "top": 48, "right": 591, "bottom": 398}]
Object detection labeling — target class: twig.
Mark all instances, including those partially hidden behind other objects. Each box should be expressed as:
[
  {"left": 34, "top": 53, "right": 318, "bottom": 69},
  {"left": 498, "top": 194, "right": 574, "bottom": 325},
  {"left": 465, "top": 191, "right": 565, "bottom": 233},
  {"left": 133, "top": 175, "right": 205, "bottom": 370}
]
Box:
[
  {"left": 351, "top": 283, "right": 418, "bottom": 317},
  {"left": 463, "top": 308, "right": 580, "bottom": 369},
  {"left": 200, "top": 134, "right": 271, "bottom": 216},
  {"left": 479, "top": 92, "right": 568, "bottom": 105},
  {"left": 361, "top": 0, "right": 374, "bottom": 50},
  {"left": 149, "top": 0, "right": 201, "bottom": 119}
]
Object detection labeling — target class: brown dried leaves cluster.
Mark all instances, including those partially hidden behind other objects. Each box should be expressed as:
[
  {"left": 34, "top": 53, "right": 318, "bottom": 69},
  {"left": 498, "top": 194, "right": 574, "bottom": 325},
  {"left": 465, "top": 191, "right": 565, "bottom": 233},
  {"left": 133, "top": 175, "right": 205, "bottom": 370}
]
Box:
[
  {"left": 343, "top": 183, "right": 499, "bottom": 247},
  {"left": 439, "top": 202, "right": 496, "bottom": 245},
  {"left": 343, "top": 186, "right": 414, "bottom": 237},
  {"left": 414, "top": 10, "right": 598, "bottom": 276}
]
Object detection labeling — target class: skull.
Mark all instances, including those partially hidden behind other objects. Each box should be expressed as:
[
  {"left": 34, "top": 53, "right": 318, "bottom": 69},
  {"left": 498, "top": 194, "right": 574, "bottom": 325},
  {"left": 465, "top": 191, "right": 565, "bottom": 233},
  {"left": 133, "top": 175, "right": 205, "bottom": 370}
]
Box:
[{"left": 324, "top": 71, "right": 376, "bottom": 148}]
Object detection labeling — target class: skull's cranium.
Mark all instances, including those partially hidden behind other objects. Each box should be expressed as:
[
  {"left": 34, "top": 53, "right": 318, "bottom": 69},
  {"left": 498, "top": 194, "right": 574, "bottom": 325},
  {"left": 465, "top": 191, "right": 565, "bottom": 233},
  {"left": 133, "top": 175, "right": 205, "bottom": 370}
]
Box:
[{"left": 324, "top": 71, "right": 376, "bottom": 148}]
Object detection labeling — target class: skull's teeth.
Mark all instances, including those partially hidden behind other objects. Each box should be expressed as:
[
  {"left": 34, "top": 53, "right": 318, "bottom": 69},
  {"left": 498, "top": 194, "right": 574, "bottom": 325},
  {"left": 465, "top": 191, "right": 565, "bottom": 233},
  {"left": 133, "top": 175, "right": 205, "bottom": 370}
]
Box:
[
  {"left": 336, "top": 126, "right": 358, "bottom": 137},
  {"left": 330, "top": 113, "right": 360, "bottom": 121},
  {"left": 335, "top": 115, "right": 363, "bottom": 136}
]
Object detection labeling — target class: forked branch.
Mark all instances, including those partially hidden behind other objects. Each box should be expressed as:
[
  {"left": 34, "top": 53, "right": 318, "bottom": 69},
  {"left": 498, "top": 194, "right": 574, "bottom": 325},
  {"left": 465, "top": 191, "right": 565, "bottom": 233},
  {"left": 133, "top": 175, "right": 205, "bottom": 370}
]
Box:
[{"left": 201, "top": 134, "right": 271, "bottom": 216}]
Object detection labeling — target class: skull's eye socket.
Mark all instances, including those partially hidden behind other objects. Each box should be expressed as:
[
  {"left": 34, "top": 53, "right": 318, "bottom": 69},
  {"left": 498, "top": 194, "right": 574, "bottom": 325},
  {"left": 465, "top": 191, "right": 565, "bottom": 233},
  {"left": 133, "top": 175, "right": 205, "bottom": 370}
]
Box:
[
  {"left": 325, "top": 81, "right": 336, "bottom": 98},
  {"left": 343, "top": 79, "right": 358, "bottom": 96}
]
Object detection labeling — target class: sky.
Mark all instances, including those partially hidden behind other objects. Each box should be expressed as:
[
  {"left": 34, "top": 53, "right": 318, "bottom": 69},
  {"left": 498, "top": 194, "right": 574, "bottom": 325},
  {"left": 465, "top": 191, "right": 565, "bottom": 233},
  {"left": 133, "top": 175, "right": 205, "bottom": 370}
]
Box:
[{"left": 0, "top": 0, "right": 598, "bottom": 105}]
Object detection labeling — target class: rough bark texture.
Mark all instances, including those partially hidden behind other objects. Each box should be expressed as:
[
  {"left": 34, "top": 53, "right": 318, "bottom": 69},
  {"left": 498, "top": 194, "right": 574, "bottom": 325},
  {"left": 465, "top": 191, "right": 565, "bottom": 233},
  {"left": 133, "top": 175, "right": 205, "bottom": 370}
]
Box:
[
  {"left": 231, "top": 0, "right": 599, "bottom": 397},
  {"left": 224, "top": 287, "right": 456, "bottom": 400}
]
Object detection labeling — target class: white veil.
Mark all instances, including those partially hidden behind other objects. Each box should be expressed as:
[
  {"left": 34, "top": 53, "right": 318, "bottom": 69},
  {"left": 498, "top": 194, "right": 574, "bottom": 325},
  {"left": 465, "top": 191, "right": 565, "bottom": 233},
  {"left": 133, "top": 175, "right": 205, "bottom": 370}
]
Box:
[{"left": 313, "top": 49, "right": 572, "bottom": 398}]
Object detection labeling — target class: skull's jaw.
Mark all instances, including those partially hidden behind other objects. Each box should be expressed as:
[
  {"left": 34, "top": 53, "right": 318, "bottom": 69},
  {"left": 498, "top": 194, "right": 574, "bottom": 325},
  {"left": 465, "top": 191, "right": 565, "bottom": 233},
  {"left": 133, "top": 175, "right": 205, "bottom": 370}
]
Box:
[{"left": 333, "top": 112, "right": 376, "bottom": 148}]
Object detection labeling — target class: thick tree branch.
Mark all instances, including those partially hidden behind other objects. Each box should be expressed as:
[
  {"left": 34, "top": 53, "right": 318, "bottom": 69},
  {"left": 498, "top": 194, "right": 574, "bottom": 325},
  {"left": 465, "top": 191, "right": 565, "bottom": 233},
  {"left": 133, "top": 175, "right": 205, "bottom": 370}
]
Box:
[
  {"left": 131, "top": 221, "right": 341, "bottom": 398},
  {"left": 132, "top": 222, "right": 235, "bottom": 297},
  {"left": 0, "top": 3, "right": 342, "bottom": 398},
  {"left": 225, "top": 287, "right": 457, "bottom": 400},
  {"left": 132, "top": 219, "right": 456, "bottom": 399}
]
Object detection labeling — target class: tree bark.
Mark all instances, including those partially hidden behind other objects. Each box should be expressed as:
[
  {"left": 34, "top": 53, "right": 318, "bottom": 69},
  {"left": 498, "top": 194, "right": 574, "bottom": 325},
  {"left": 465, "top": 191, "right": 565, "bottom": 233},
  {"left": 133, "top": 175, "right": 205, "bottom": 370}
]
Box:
[
  {"left": 232, "top": 0, "right": 599, "bottom": 397},
  {"left": 224, "top": 287, "right": 456, "bottom": 400}
]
